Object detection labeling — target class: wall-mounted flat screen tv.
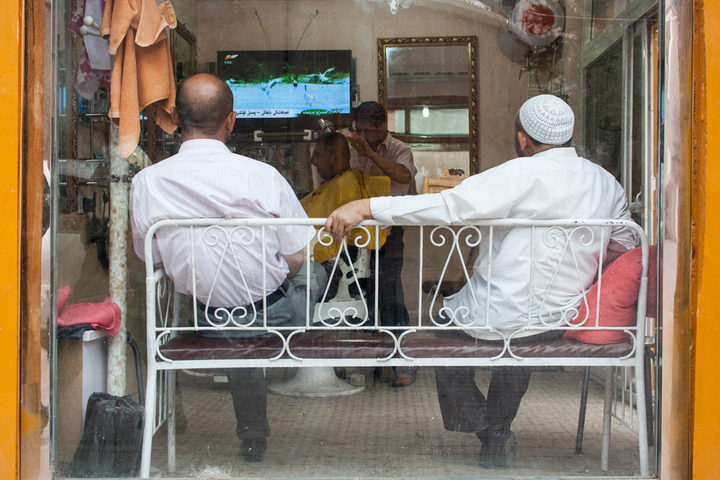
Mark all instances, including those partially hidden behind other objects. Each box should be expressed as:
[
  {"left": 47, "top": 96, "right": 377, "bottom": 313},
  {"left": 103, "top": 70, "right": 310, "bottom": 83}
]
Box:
[{"left": 217, "top": 50, "right": 352, "bottom": 119}]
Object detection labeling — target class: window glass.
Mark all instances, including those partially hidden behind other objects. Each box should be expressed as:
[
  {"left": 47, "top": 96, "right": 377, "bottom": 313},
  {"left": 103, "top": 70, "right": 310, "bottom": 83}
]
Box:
[
  {"left": 408, "top": 108, "right": 469, "bottom": 135},
  {"left": 584, "top": 41, "right": 623, "bottom": 181},
  {"left": 49, "top": 1, "right": 662, "bottom": 478}
]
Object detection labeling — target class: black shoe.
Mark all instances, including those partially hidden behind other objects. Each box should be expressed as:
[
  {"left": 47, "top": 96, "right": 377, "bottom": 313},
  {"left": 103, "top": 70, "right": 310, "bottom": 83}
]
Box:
[
  {"left": 478, "top": 430, "right": 517, "bottom": 468},
  {"left": 240, "top": 437, "right": 267, "bottom": 462}
]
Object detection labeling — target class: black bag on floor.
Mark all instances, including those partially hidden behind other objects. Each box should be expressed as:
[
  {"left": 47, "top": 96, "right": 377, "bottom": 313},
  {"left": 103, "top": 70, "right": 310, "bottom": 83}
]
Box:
[
  {"left": 69, "top": 335, "right": 145, "bottom": 477},
  {"left": 70, "top": 393, "right": 144, "bottom": 477}
]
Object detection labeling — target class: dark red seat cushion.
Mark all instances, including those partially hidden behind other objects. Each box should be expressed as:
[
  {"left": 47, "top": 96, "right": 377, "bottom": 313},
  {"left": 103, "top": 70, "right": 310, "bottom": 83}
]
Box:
[{"left": 159, "top": 330, "right": 632, "bottom": 361}]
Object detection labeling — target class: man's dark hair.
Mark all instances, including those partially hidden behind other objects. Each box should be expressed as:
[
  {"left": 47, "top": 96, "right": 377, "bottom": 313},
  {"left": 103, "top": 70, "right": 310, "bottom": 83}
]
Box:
[
  {"left": 515, "top": 116, "right": 572, "bottom": 148},
  {"left": 317, "top": 132, "right": 350, "bottom": 159},
  {"left": 352, "top": 101, "right": 387, "bottom": 126},
  {"left": 175, "top": 75, "right": 234, "bottom": 134}
]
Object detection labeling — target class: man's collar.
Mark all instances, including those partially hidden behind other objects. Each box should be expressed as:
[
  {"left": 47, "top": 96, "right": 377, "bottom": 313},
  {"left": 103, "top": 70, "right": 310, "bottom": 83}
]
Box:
[
  {"left": 179, "top": 138, "right": 230, "bottom": 153},
  {"left": 325, "top": 167, "right": 352, "bottom": 182},
  {"left": 375, "top": 132, "right": 393, "bottom": 152},
  {"left": 533, "top": 146, "right": 578, "bottom": 158}
]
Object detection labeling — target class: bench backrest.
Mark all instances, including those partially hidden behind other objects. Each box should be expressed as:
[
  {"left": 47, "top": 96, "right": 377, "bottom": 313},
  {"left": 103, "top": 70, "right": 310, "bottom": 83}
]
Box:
[{"left": 144, "top": 218, "right": 649, "bottom": 367}]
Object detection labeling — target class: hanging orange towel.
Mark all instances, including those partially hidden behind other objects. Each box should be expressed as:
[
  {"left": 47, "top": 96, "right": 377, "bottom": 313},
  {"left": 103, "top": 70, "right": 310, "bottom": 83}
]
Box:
[{"left": 100, "top": 0, "right": 178, "bottom": 157}]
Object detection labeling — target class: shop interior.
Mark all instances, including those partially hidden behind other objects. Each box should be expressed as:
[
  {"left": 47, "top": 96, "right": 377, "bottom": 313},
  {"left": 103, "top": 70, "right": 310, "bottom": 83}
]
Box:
[{"left": 51, "top": 0, "right": 660, "bottom": 478}]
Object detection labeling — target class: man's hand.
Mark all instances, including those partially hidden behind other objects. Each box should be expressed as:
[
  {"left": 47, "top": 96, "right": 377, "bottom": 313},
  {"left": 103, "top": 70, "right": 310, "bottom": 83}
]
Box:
[
  {"left": 349, "top": 135, "right": 412, "bottom": 184},
  {"left": 349, "top": 135, "right": 374, "bottom": 158},
  {"left": 324, "top": 199, "right": 372, "bottom": 240}
]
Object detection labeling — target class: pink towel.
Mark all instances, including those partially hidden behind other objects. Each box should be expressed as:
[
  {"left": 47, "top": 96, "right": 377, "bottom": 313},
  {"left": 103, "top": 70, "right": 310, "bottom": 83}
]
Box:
[
  {"left": 57, "top": 285, "right": 72, "bottom": 315},
  {"left": 57, "top": 297, "right": 122, "bottom": 337}
]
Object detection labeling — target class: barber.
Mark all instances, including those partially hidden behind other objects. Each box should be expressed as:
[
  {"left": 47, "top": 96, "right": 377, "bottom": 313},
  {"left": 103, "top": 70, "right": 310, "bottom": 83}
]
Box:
[{"left": 349, "top": 101, "right": 418, "bottom": 387}]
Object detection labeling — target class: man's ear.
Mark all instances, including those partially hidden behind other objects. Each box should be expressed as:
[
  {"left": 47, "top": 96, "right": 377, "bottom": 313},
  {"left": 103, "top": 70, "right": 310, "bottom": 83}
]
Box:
[
  {"left": 517, "top": 130, "right": 531, "bottom": 156},
  {"left": 224, "top": 111, "right": 236, "bottom": 133}
]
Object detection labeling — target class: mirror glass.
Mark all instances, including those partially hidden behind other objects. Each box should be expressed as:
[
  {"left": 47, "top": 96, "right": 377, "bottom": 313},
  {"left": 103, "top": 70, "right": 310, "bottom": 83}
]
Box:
[
  {"left": 173, "top": 23, "right": 197, "bottom": 83},
  {"left": 379, "top": 37, "right": 477, "bottom": 178}
]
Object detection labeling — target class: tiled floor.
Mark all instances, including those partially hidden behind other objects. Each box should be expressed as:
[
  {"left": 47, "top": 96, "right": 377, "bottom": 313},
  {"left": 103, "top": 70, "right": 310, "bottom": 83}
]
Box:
[{"left": 149, "top": 368, "right": 653, "bottom": 479}]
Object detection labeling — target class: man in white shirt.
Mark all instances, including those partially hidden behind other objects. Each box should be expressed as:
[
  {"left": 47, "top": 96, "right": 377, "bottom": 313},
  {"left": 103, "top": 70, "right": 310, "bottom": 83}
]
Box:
[
  {"left": 325, "top": 95, "right": 637, "bottom": 468},
  {"left": 349, "top": 101, "right": 419, "bottom": 387},
  {"left": 130, "top": 73, "right": 326, "bottom": 462}
]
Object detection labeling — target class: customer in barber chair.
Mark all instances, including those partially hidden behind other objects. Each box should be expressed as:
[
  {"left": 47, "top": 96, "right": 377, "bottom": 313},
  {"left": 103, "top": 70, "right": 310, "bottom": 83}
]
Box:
[
  {"left": 302, "top": 132, "right": 392, "bottom": 376},
  {"left": 130, "top": 73, "right": 327, "bottom": 463},
  {"left": 302, "top": 131, "right": 390, "bottom": 273},
  {"left": 324, "top": 94, "right": 638, "bottom": 468}
]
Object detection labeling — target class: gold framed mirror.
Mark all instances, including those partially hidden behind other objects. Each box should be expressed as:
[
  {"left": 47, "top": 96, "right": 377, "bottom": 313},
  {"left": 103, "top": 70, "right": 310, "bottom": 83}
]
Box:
[{"left": 378, "top": 36, "right": 478, "bottom": 175}]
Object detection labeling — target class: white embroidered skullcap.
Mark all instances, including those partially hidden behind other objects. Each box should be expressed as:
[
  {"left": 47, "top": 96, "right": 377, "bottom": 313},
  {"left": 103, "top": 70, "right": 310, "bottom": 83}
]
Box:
[{"left": 518, "top": 94, "right": 574, "bottom": 145}]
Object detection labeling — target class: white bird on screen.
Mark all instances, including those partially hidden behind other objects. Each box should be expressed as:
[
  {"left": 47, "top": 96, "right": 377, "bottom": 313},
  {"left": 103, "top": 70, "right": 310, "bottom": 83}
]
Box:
[
  {"left": 303, "top": 85, "right": 315, "bottom": 107},
  {"left": 260, "top": 77, "right": 284, "bottom": 96},
  {"left": 307, "top": 67, "right": 335, "bottom": 83}
]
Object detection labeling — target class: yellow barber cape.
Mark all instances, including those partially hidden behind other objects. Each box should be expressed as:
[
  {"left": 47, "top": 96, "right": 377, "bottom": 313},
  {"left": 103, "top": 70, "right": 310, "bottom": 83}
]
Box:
[{"left": 301, "top": 169, "right": 391, "bottom": 263}]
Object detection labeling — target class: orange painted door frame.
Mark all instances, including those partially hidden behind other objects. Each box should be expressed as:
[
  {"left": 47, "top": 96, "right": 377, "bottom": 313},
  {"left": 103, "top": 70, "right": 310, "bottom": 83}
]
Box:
[
  {"left": 0, "top": 0, "right": 23, "bottom": 479},
  {"left": 694, "top": 0, "right": 720, "bottom": 477},
  {"left": 0, "top": 0, "right": 713, "bottom": 479}
]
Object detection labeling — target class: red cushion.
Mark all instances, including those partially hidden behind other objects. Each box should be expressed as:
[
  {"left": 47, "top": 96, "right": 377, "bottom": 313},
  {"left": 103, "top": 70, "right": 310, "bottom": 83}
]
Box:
[{"left": 563, "top": 245, "right": 657, "bottom": 345}]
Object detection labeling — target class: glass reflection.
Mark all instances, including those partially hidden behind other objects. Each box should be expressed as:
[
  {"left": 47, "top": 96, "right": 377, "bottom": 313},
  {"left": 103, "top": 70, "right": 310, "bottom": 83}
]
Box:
[{"left": 48, "top": 1, "right": 661, "bottom": 478}]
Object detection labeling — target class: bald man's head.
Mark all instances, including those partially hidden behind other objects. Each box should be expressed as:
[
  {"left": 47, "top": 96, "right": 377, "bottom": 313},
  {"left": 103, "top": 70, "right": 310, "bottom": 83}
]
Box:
[{"left": 175, "top": 73, "right": 234, "bottom": 136}]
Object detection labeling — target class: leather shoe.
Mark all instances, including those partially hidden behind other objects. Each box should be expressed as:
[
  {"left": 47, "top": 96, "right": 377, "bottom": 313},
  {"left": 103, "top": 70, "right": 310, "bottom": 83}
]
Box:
[
  {"left": 392, "top": 367, "right": 418, "bottom": 387},
  {"left": 478, "top": 430, "right": 517, "bottom": 468},
  {"left": 240, "top": 437, "right": 267, "bottom": 462}
]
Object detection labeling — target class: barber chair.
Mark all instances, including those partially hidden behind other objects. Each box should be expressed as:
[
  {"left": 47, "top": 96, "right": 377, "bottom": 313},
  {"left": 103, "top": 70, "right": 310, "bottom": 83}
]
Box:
[{"left": 268, "top": 248, "right": 371, "bottom": 397}]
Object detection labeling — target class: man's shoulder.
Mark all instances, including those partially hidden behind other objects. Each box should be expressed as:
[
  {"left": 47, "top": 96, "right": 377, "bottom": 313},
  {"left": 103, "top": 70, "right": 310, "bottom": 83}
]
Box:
[
  {"left": 499, "top": 148, "right": 595, "bottom": 172},
  {"left": 471, "top": 156, "right": 530, "bottom": 178},
  {"left": 133, "top": 148, "right": 280, "bottom": 181},
  {"left": 350, "top": 168, "right": 390, "bottom": 185},
  {"left": 386, "top": 134, "right": 411, "bottom": 151},
  {"left": 303, "top": 170, "right": 357, "bottom": 200}
]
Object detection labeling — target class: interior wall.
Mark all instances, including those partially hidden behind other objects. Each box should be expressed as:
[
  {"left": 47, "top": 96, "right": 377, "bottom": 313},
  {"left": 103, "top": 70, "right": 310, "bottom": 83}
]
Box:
[
  {"left": 172, "top": 0, "right": 199, "bottom": 36},
  {"left": 191, "top": 0, "right": 528, "bottom": 171}
]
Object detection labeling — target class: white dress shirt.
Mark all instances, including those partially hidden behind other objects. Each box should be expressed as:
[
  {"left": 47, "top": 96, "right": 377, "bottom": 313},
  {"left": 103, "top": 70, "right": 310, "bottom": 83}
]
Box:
[
  {"left": 350, "top": 133, "right": 417, "bottom": 196},
  {"left": 130, "top": 139, "right": 314, "bottom": 308},
  {"left": 370, "top": 147, "right": 638, "bottom": 339}
]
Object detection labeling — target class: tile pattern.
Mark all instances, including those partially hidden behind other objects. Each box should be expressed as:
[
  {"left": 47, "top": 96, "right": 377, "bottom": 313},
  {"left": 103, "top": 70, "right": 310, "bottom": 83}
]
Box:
[{"left": 150, "top": 368, "right": 650, "bottom": 479}]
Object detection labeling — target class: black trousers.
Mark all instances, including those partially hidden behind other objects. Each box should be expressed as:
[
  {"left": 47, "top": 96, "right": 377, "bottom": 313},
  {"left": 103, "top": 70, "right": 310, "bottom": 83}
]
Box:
[
  {"left": 434, "top": 330, "right": 563, "bottom": 433},
  {"left": 434, "top": 366, "right": 531, "bottom": 433},
  {"left": 226, "top": 369, "right": 270, "bottom": 439},
  {"left": 376, "top": 226, "right": 409, "bottom": 328}
]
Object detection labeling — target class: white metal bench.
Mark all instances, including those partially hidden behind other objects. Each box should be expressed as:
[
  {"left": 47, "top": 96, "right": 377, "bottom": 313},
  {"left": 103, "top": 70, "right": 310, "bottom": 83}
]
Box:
[{"left": 139, "top": 218, "right": 651, "bottom": 478}]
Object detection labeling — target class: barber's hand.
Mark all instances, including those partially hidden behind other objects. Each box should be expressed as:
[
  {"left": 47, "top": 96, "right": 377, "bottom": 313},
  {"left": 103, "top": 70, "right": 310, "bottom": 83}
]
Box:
[
  {"left": 349, "top": 135, "right": 374, "bottom": 158},
  {"left": 324, "top": 199, "right": 372, "bottom": 240}
]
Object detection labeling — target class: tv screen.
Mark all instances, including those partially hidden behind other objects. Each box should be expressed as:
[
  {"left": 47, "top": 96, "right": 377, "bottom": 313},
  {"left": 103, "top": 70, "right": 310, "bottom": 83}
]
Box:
[{"left": 217, "top": 50, "right": 352, "bottom": 119}]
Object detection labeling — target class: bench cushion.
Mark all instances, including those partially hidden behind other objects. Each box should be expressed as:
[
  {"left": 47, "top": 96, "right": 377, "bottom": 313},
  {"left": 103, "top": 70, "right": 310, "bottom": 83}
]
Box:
[
  {"left": 158, "top": 330, "right": 632, "bottom": 361},
  {"left": 564, "top": 246, "right": 655, "bottom": 345},
  {"left": 399, "top": 331, "right": 632, "bottom": 358}
]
